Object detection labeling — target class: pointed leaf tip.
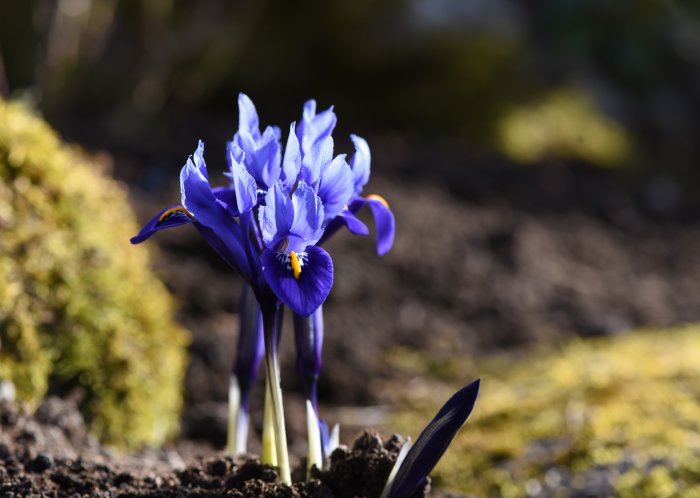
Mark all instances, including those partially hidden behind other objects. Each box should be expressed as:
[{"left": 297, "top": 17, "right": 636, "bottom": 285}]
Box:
[{"left": 387, "top": 379, "right": 480, "bottom": 498}]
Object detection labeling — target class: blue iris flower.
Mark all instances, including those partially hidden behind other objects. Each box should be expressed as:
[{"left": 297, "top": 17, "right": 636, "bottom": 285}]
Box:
[{"left": 131, "top": 95, "right": 358, "bottom": 317}]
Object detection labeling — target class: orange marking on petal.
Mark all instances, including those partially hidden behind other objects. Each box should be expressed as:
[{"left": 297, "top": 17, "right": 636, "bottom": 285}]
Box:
[
  {"left": 289, "top": 251, "right": 302, "bottom": 280},
  {"left": 367, "top": 194, "right": 389, "bottom": 208},
  {"left": 158, "top": 207, "right": 194, "bottom": 222}
]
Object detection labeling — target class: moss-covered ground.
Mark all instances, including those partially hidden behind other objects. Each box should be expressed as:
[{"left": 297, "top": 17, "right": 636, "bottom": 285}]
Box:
[
  {"left": 0, "top": 98, "right": 189, "bottom": 448},
  {"left": 386, "top": 325, "right": 700, "bottom": 497}
]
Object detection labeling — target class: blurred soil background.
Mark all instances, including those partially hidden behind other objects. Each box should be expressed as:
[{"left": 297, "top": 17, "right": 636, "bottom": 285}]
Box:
[{"left": 3, "top": 1, "right": 700, "bottom": 496}]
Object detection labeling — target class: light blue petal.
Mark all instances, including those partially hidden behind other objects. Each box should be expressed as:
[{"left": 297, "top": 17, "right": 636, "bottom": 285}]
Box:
[
  {"left": 258, "top": 181, "right": 294, "bottom": 249},
  {"left": 300, "top": 135, "right": 333, "bottom": 187},
  {"left": 238, "top": 93, "right": 260, "bottom": 138},
  {"left": 288, "top": 180, "right": 325, "bottom": 252},
  {"left": 226, "top": 143, "right": 257, "bottom": 214},
  {"left": 281, "top": 123, "right": 302, "bottom": 189}
]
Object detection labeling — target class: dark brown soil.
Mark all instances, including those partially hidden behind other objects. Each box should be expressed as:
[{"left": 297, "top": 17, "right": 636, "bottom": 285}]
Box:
[{"left": 0, "top": 398, "right": 428, "bottom": 497}]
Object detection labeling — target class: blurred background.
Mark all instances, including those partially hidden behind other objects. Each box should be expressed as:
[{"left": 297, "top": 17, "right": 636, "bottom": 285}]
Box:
[{"left": 4, "top": 0, "right": 700, "bottom": 495}]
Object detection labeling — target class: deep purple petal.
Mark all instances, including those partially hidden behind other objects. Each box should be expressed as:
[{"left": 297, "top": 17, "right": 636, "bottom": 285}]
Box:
[
  {"left": 317, "top": 208, "right": 370, "bottom": 245},
  {"left": 211, "top": 187, "right": 240, "bottom": 217},
  {"left": 180, "top": 143, "right": 253, "bottom": 279},
  {"left": 238, "top": 93, "right": 260, "bottom": 138},
  {"left": 318, "top": 154, "right": 354, "bottom": 223},
  {"left": 349, "top": 134, "right": 371, "bottom": 195},
  {"left": 130, "top": 205, "right": 194, "bottom": 244},
  {"left": 348, "top": 195, "right": 395, "bottom": 256},
  {"left": 388, "top": 379, "right": 480, "bottom": 498},
  {"left": 367, "top": 196, "right": 396, "bottom": 256},
  {"left": 261, "top": 246, "right": 333, "bottom": 317},
  {"left": 293, "top": 305, "right": 324, "bottom": 398}
]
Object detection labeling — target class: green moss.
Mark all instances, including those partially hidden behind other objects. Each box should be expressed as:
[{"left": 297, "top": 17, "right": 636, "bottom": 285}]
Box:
[
  {"left": 386, "top": 325, "right": 700, "bottom": 497},
  {"left": 0, "top": 98, "right": 189, "bottom": 448}
]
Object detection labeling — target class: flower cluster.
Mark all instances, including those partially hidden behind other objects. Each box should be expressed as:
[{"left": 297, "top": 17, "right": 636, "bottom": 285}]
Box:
[
  {"left": 132, "top": 94, "right": 478, "bottom": 497},
  {"left": 132, "top": 94, "right": 394, "bottom": 317}
]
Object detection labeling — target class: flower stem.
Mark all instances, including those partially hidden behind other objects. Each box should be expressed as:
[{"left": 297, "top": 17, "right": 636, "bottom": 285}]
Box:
[
  {"left": 262, "top": 303, "right": 291, "bottom": 484},
  {"left": 261, "top": 375, "right": 277, "bottom": 466}
]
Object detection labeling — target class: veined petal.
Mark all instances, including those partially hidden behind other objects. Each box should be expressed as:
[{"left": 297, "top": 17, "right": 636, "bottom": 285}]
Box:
[
  {"left": 289, "top": 181, "right": 325, "bottom": 252},
  {"left": 301, "top": 135, "right": 333, "bottom": 187},
  {"left": 387, "top": 380, "right": 480, "bottom": 498},
  {"left": 261, "top": 246, "right": 333, "bottom": 317},
  {"left": 349, "top": 134, "right": 371, "bottom": 195},
  {"left": 281, "top": 123, "right": 301, "bottom": 189},
  {"left": 259, "top": 181, "right": 294, "bottom": 248},
  {"left": 318, "top": 154, "right": 354, "bottom": 223},
  {"left": 226, "top": 143, "right": 258, "bottom": 213},
  {"left": 238, "top": 93, "right": 260, "bottom": 139},
  {"left": 130, "top": 205, "right": 194, "bottom": 244},
  {"left": 258, "top": 126, "right": 282, "bottom": 188}
]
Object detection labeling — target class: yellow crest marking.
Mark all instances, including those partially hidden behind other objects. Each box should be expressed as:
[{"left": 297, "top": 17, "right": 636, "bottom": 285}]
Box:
[
  {"left": 367, "top": 194, "right": 389, "bottom": 209},
  {"left": 289, "top": 251, "right": 302, "bottom": 280},
  {"left": 158, "top": 207, "right": 194, "bottom": 222}
]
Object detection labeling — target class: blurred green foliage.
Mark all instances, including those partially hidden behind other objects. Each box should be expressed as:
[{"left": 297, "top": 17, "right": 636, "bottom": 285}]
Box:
[
  {"left": 1, "top": 1, "right": 699, "bottom": 179},
  {"left": 387, "top": 325, "right": 700, "bottom": 497},
  {"left": 0, "top": 97, "right": 189, "bottom": 448}
]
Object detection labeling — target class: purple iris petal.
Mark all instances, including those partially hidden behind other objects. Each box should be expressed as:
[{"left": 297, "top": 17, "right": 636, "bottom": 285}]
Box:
[
  {"left": 367, "top": 197, "right": 395, "bottom": 256},
  {"left": 238, "top": 93, "right": 260, "bottom": 140},
  {"left": 261, "top": 245, "right": 333, "bottom": 317},
  {"left": 388, "top": 379, "right": 480, "bottom": 498},
  {"left": 259, "top": 181, "right": 294, "bottom": 250},
  {"left": 281, "top": 123, "right": 302, "bottom": 189},
  {"left": 349, "top": 134, "right": 371, "bottom": 195},
  {"left": 347, "top": 196, "right": 396, "bottom": 256},
  {"left": 300, "top": 135, "right": 333, "bottom": 187},
  {"left": 180, "top": 142, "right": 253, "bottom": 280},
  {"left": 130, "top": 205, "right": 194, "bottom": 244},
  {"left": 318, "top": 154, "right": 354, "bottom": 224},
  {"left": 317, "top": 207, "right": 370, "bottom": 246},
  {"left": 226, "top": 143, "right": 258, "bottom": 214},
  {"left": 211, "top": 187, "right": 240, "bottom": 216},
  {"left": 297, "top": 100, "right": 338, "bottom": 155},
  {"left": 288, "top": 181, "right": 325, "bottom": 253}
]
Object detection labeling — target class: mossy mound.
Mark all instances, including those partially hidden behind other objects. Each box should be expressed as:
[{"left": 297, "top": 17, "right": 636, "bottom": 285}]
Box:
[
  {"left": 0, "top": 98, "right": 189, "bottom": 448},
  {"left": 387, "top": 325, "right": 700, "bottom": 497}
]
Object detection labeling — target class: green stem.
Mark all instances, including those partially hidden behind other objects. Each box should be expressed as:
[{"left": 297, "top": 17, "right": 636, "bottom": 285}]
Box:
[
  {"left": 261, "top": 374, "right": 277, "bottom": 466},
  {"left": 262, "top": 304, "right": 291, "bottom": 484}
]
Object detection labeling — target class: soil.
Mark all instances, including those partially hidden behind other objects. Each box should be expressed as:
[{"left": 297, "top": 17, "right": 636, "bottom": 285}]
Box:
[{"left": 0, "top": 398, "right": 429, "bottom": 497}]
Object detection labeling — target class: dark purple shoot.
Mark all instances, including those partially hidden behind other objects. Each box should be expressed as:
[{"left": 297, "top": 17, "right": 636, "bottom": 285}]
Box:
[{"left": 386, "top": 379, "right": 480, "bottom": 498}]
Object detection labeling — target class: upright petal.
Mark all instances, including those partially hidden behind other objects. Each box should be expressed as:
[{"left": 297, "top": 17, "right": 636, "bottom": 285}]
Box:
[
  {"left": 130, "top": 206, "right": 194, "bottom": 244},
  {"left": 259, "top": 181, "right": 294, "bottom": 249},
  {"left": 318, "top": 154, "right": 354, "bottom": 224},
  {"left": 281, "top": 123, "right": 302, "bottom": 189},
  {"left": 261, "top": 245, "right": 333, "bottom": 317},
  {"left": 180, "top": 142, "right": 253, "bottom": 279},
  {"left": 226, "top": 143, "right": 258, "bottom": 213},
  {"left": 300, "top": 135, "right": 333, "bottom": 187},
  {"left": 349, "top": 134, "right": 371, "bottom": 195},
  {"left": 297, "top": 99, "right": 338, "bottom": 155},
  {"left": 293, "top": 305, "right": 324, "bottom": 393},
  {"left": 257, "top": 126, "right": 282, "bottom": 188},
  {"left": 289, "top": 181, "right": 325, "bottom": 252},
  {"left": 238, "top": 93, "right": 260, "bottom": 139}
]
